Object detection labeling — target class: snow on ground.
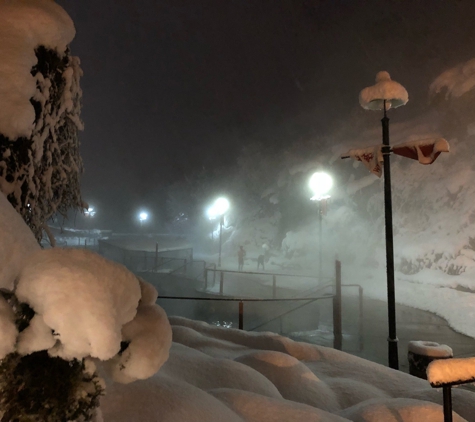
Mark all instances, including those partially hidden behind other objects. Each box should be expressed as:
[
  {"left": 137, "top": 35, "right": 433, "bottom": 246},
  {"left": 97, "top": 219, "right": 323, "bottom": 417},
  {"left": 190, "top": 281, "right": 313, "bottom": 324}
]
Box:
[{"left": 100, "top": 317, "right": 475, "bottom": 422}]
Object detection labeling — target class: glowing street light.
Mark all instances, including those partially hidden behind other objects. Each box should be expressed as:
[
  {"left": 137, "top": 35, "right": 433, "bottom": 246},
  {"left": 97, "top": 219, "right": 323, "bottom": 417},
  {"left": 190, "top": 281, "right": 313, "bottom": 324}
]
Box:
[
  {"left": 207, "top": 197, "right": 230, "bottom": 267},
  {"left": 84, "top": 207, "right": 96, "bottom": 217},
  {"left": 309, "top": 172, "right": 333, "bottom": 284},
  {"left": 139, "top": 211, "right": 148, "bottom": 227}
]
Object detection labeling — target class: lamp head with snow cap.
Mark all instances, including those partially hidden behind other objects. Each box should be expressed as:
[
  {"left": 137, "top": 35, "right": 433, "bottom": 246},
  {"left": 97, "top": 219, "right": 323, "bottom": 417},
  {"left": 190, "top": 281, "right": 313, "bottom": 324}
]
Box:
[{"left": 359, "top": 71, "right": 408, "bottom": 111}]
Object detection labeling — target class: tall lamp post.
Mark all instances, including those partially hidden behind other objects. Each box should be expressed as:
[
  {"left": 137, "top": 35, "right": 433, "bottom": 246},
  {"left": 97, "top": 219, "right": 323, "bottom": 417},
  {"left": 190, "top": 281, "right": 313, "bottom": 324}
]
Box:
[
  {"left": 207, "top": 197, "right": 230, "bottom": 267},
  {"left": 309, "top": 172, "right": 333, "bottom": 283},
  {"left": 359, "top": 71, "right": 408, "bottom": 370}
]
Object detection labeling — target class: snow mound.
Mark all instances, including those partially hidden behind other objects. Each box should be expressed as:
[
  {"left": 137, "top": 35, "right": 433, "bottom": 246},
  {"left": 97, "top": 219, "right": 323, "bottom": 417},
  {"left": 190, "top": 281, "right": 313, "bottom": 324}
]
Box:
[
  {"left": 104, "top": 303, "right": 172, "bottom": 384},
  {"left": 101, "top": 317, "right": 475, "bottom": 422},
  {"left": 15, "top": 248, "right": 142, "bottom": 360}
]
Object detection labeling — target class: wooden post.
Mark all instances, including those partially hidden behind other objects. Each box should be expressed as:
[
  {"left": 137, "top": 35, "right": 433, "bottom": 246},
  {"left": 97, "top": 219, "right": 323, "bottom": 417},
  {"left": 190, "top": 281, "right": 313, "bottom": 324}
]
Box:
[
  {"left": 220, "top": 271, "right": 224, "bottom": 296},
  {"left": 333, "top": 260, "right": 343, "bottom": 350},
  {"left": 272, "top": 275, "right": 277, "bottom": 299},
  {"left": 239, "top": 301, "right": 244, "bottom": 330}
]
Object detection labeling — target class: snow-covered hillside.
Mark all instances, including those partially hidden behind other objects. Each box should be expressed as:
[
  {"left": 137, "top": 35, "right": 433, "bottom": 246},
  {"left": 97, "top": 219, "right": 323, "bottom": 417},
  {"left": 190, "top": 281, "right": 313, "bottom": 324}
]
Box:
[{"left": 215, "top": 61, "right": 475, "bottom": 337}]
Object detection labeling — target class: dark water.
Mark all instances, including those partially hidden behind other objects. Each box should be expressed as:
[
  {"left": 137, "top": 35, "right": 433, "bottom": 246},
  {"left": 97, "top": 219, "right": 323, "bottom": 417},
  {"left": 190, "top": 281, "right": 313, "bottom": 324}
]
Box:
[{"left": 141, "top": 271, "right": 475, "bottom": 373}]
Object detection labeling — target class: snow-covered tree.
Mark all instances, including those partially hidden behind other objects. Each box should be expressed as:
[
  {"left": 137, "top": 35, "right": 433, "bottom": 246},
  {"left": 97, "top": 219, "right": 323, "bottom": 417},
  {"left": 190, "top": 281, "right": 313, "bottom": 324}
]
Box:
[{"left": 0, "top": 0, "right": 85, "bottom": 241}]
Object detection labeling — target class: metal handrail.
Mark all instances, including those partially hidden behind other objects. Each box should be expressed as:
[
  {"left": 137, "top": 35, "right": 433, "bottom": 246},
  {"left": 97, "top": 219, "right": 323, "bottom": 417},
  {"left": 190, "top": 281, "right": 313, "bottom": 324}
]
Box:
[
  {"left": 158, "top": 293, "right": 337, "bottom": 342},
  {"left": 206, "top": 267, "right": 325, "bottom": 279},
  {"left": 249, "top": 294, "right": 333, "bottom": 331}
]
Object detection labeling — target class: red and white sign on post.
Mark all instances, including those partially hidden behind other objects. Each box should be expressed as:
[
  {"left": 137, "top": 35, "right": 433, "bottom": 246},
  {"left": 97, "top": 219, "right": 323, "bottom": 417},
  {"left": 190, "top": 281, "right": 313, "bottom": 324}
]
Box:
[
  {"left": 342, "top": 138, "right": 449, "bottom": 175},
  {"left": 345, "top": 145, "right": 383, "bottom": 177}
]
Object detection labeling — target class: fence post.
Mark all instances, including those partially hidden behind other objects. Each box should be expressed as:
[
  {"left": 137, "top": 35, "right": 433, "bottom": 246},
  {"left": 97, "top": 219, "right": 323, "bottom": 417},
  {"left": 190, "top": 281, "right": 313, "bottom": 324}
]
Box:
[
  {"left": 184, "top": 259, "right": 187, "bottom": 273},
  {"left": 239, "top": 301, "right": 244, "bottom": 330},
  {"left": 220, "top": 271, "right": 224, "bottom": 296},
  {"left": 154, "top": 242, "right": 158, "bottom": 271},
  {"left": 359, "top": 286, "right": 364, "bottom": 352},
  {"left": 272, "top": 275, "right": 277, "bottom": 299},
  {"left": 204, "top": 268, "right": 208, "bottom": 290},
  {"left": 333, "top": 260, "right": 343, "bottom": 350}
]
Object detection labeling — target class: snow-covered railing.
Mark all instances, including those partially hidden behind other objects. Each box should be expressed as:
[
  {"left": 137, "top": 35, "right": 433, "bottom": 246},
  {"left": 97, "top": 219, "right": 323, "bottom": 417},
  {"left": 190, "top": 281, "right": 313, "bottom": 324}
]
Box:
[{"left": 427, "top": 357, "right": 475, "bottom": 422}]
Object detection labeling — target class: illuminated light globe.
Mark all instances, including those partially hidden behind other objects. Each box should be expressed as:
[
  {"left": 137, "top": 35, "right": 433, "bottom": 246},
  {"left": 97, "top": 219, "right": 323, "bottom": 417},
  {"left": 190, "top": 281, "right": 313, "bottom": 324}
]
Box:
[
  {"left": 214, "top": 197, "right": 229, "bottom": 216},
  {"left": 139, "top": 212, "right": 148, "bottom": 222},
  {"left": 85, "top": 207, "right": 96, "bottom": 217},
  {"left": 309, "top": 172, "right": 333, "bottom": 201},
  {"left": 207, "top": 207, "right": 217, "bottom": 220},
  {"left": 207, "top": 197, "right": 229, "bottom": 220}
]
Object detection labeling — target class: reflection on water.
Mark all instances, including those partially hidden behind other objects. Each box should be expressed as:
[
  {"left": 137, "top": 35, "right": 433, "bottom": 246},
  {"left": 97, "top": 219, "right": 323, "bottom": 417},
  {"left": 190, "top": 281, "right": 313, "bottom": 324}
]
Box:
[{"left": 212, "top": 321, "right": 234, "bottom": 328}]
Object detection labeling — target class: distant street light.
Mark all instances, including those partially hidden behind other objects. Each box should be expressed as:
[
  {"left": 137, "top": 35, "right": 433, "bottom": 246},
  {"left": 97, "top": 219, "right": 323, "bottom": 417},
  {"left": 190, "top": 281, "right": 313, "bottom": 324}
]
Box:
[
  {"left": 207, "top": 197, "right": 230, "bottom": 267},
  {"left": 309, "top": 172, "right": 333, "bottom": 283},
  {"left": 139, "top": 211, "right": 148, "bottom": 228},
  {"left": 84, "top": 207, "right": 96, "bottom": 217}
]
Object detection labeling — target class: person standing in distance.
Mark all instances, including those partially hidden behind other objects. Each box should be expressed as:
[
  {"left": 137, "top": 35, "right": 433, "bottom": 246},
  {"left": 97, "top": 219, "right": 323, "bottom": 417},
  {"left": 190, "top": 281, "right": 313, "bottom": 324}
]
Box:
[{"left": 238, "top": 246, "right": 246, "bottom": 271}]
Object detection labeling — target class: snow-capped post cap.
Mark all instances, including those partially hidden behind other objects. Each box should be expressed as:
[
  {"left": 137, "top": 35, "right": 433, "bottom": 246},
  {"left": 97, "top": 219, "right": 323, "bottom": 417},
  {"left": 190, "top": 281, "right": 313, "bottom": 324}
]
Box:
[{"left": 359, "top": 71, "right": 409, "bottom": 111}]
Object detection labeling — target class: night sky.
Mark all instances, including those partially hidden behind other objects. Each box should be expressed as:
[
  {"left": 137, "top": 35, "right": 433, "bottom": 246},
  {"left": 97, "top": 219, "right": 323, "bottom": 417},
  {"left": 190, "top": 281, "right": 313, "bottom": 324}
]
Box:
[{"left": 57, "top": 0, "right": 475, "bottom": 229}]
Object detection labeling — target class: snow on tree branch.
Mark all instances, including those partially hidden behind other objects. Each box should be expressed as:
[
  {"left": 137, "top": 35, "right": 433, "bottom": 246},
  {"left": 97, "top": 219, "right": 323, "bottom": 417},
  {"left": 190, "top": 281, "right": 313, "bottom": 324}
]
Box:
[{"left": 0, "top": 0, "right": 84, "bottom": 240}]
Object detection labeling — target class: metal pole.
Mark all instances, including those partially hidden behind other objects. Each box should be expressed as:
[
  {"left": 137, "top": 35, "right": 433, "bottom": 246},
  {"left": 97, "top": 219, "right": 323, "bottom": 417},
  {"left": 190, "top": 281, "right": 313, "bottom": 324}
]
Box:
[
  {"left": 382, "top": 101, "right": 399, "bottom": 370},
  {"left": 442, "top": 385, "right": 453, "bottom": 422},
  {"left": 218, "top": 215, "right": 223, "bottom": 267},
  {"left": 220, "top": 271, "right": 224, "bottom": 296},
  {"left": 272, "top": 275, "right": 277, "bottom": 299},
  {"left": 319, "top": 201, "right": 323, "bottom": 283},
  {"left": 359, "top": 286, "right": 364, "bottom": 352},
  {"left": 333, "top": 260, "right": 342, "bottom": 350},
  {"left": 155, "top": 242, "right": 158, "bottom": 272},
  {"left": 204, "top": 268, "right": 208, "bottom": 290},
  {"left": 239, "top": 301, "right": 244, "bottom": 330}
]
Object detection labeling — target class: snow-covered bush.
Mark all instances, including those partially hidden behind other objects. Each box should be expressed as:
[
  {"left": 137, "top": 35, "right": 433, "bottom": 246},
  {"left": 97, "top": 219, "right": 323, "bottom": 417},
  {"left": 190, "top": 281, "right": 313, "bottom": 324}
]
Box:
[
  {"left": 0, "top": 178, "right": 172, "bottom": 421},
  {"left": 0, "top": 246, "right": 172, "bottom": 421},
  {"left": 0, "top": 0, "right": 84, "bottom": 241}
]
